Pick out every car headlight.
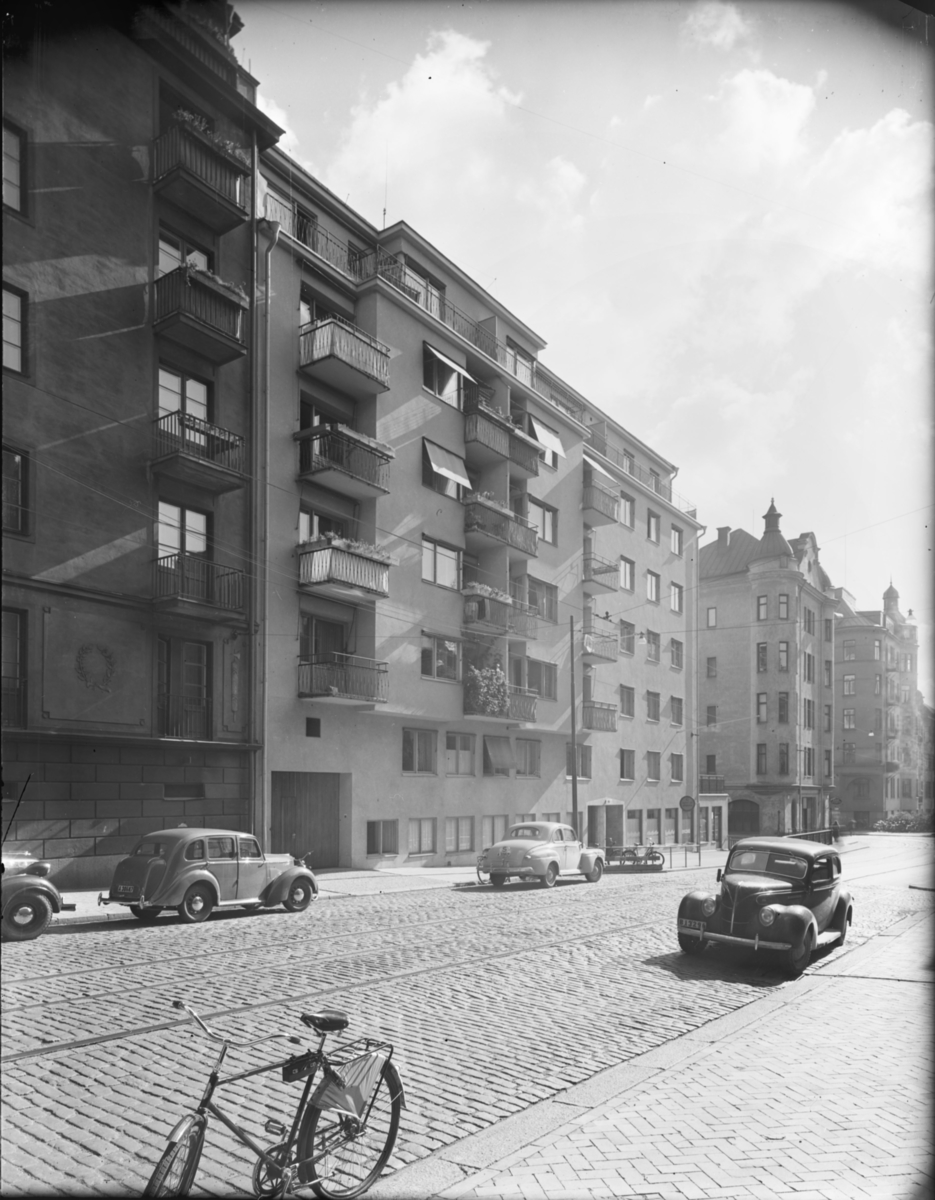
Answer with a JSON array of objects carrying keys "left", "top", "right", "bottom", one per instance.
[
  {"left": 701, "top": 896, "right": 717, "bottom": 917},
  {"left": 759, "top": 906, "right": 776, "bottom": 927}
]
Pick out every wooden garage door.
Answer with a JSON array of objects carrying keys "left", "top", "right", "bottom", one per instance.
[{"left": 271, "top": 772, "right": 340, "bottom": 869}]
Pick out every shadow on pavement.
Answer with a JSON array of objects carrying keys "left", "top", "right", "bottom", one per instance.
[{"left": 644, "top": 945, "right": 789, "bottom": 988}]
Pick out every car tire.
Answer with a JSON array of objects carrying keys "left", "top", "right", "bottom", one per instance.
[
  {"left": 541, "top": 863, "right": 559, "bottom": 888},
  {"left": 130, "top": 906, "right": 163, "bottom": 922},
  {"left": 678, "top": 932, "right": 707, "bottom": 956},
  {"left": 782, "top": 927, "right": 815, "bottom": 977},
  {"left": 585, "top": 859, "right": 603, "bottom": 884},
  {"left": 1, "top": 893, "right": 54, "bottom": 941},
  {"left": 835, "top": 905, "right": 850, "bottom": 945},
  {"left": 178, "top": 884, "right": 214, "bottom": 925},
  {"left": 490, "top": 874, "right": 507, "bottom": 888},
  {"left": 283, "top": 878, "right": 315, "bottom": 913}
]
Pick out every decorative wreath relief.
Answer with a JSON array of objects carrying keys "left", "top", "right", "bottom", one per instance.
[{"left": 74, "top": 644, "right": 116, "bottom": 692}]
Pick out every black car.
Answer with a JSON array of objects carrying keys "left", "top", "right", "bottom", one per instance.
[{"left": 1, "top": 853, "right": 76, "bottom": 941}]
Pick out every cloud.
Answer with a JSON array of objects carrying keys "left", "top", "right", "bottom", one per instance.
[
  {"left": 684, "top": 2, "right": 752, "bottom": 51},
  {"left": 714, "top": 68, "right": 815, "bottom": 171}
]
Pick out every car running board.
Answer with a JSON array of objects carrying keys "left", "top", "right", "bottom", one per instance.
[{"left": 815, "top": 929, "right": 843, "bottom": 948}]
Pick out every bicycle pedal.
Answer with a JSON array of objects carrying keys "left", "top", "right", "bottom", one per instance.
[{"left": 265, "top": 1119, "right": 287, "bottom": 1138}]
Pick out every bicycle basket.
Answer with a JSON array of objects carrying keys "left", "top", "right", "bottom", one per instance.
[{"left": 311, "top": 1040, "right": 392, "bottom": 1119}]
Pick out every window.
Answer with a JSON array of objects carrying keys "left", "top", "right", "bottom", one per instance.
[
  {"left": 298, "top": 508, "right": 345, "bottom": 544},
  {"left": 646, "top": 630, "right": 660, "bottom": 662},
  {"left": 157, "top": 501, "right": 208, "bottom": 559},
  {"left": 843, "top": 674, "right": 856, "bottom": 695},
  {"left": 707, "top": 607, "right": 717, "bottom": 628},
  {"left": 671, "top": 696, "right": 683, "bottom": 726},
  {"left": 566, "top": 743, "right": 592, "bottom": 779},
  {"left": 873, "top": 639, "right": 881, "bottom": 660},
  {"left": 824, "top": 704, "right": 832, "bottom": 732},
  {"left": 158, "top": 365, "right": 210, "bottom": 426},
  {"left": 756, "top": 643, "right": 767, "bottom": 673},
  {"left": 647, "top": 751, "right": 661, "bottom": 781},
  {"left": 1, "top": 609, "right": 26, "bottom": 728},
  {"left": 620, "top": 748, "right": 635, "bottom": 780},
  {"left": 156, "top": 638, "right": 211, "bottom": 738},
  {"left": 305, "top": 718, "right": 321, "bottom": 738},
  {"left": 779, "top": 743, "right": 789, "bottom": 774},
  {"left": 757, "top": 595, "right": 768, "bottom": 621},
  {"left": 824, "top": 660, "right": 832, "bottom": 687},
  {"left": 670, "top": 638, "right": 683, "bottom": 669},
  {"left": 445, "top": 732, "right": 475, "bottom": 775},
  {"left": 706, "top": 755, "right": 717, "bottom": 774},
  {"left": 778, "top": 692, "right": 789, "bottom": 723},
  {"left": 299, "top": 615, "right": 345, "bottom": 662},
  {"left": 804, "top": 698, "right": 814, "bottom": 729},
  {"left": 184, "top": 840, "right": 205, "bottom": 861},
  {"left": 422, "top": 344, "right": 467, "bottom": 408},
  {"left": 421, "top": 635, "right": 461, "bottom": 682},
  {"left": 804, "top": 608, "right": 815, "bottom": 635},
  {"left": 670, "top": 526, "right": 683, "bottom": 556},
  {"left": 530, "top": 417, "right": 562, "bottom": 468},
  {"left": 620, "top": 493, "right": 634, "bottom": 527},
  {"left": 874, "top": 707, "right": 883, "bottom": 734},
  {"left": 778, "top": 642, "right": 789, "bottom": 672},
  {"left": 481, "top": 816, "right": 508, "bottom": 848},
  {"left": 525, "top": 658, "right": 557, "bottom": 700},
  {"left": 3, "top": 123, "right": 24, "bottom": 213},
  {"left": 756, "top": 693, "right": 767, "bottom": 723},
  {"left": 647, "top": 511, "right": 660, "bottom": 542},
  {"left": 515, "top": 738, "right": 541, "bottom": 777},
  {"left": 422, "top": 537, "right": 461, "bottom": 589},
  {"left": 706, "top": 656, "right": 717, "bottom": 678},
  {"left": 527, "top": 498, "right": 556, "bottom": 545},
  {"left": 824, "top": 618, "right": 833, "bottom": 641},
  {"left": 445, "top": 817, "right": 474, "bottom": 853},
  {"left": 299, "top": 291, "right": 335, "bottom": 327},
  {"left": 622, "top": 450, "right": 634, "bottom": 474},
  {"left": 843, "top": 709, "right": 856, "bottom": 730},
  {"left": 778, "top": 594, "right": 789, "bottom": 620},
  {"left": 843, "top": 639, "right": 856, "bottom": 661},
  {"left": 804, "top": 652, "right": 814, "bottom": 683},
  {"left": 484, "top": 735, "right": 515, "bottom": 777},
  {"left": 2, "top": 446, "right": 27, "bottom": 534},
  {"left": 524, "top": 576, "right": 557, "bottom": 622},
  {"left": 408, "top": 818, "right": 436, "bottom": 854},
  {"left": 670, "top": 753, "right": 684, "bottom": 783},
  {"left": 706, "top": 705, "right": 718, "bottom": 728},
  {"left": 3, "top": 285, "right": 25, "bottom": 373},
  {"left": 874, "top": 673, "right": 882, "bottom": 695},
  {"left": 756, "top": 744, "right": 767, "bottom": 774},
  {"left": 402, "top": 728, "right": 437, "bottom": 774},
  {"left": 619, "top": 557, "right": 634, "bottom": 591},
  {"left": 647, "top": 571, "right": 660, "bottom": 603},
  {"left": 647, "top": 691, "right": 661, "bottom": 721},
  {"left": 803, "top": 747, "right": 814, "bottom": 777},
  {"left": 422, "top": 439, "right": 470, "bottom": 499},
  {"left": 208, "top": 836, "right": 235, "bottom": 860},
  {"left": 620, "top": 621, "right": 635, "bottom": 655},
  {"left": 824, "top": 749, "right": 832, "bottom": 779},
  {"left": 157, "top": 229, "right": 210, "bottom": 277},
  {"left": 670, "top": 582, "right": 683, "bottom": 613},
  {"left": 620, "top": 685, "right": 635, "bottom": 717},
  {"left": 367, "top": 820, "right": 398, "bottom": 855}
]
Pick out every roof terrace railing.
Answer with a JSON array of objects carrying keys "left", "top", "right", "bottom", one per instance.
[{"left": 586, "top": 428, "right": 697, "bottom": 515}]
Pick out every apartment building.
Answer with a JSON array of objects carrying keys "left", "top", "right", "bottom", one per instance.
[
  {"left": 831, "top": 584, "right": 927, "bottom": 828},
  {"left": 698, "top": 504, "right": 837, "bottom": 841},
  {"left": 2, "top": 4, "right": 281, "bottom": 886}
]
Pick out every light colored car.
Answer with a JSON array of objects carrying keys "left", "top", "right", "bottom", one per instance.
[
  {"left": 477, "top": 822, "right": 604, "bottom": 888},
  {"left": 2, "top": 852, "right": 76, "bottom": 941},
  {"left": 99, "top": 828, "right": 318, "bottom": 924}
]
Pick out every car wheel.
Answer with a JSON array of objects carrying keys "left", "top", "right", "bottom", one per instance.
[
  {"left": 782, "top": 927, "right": 815, "bottom": 977},
  {"left": 835, "top": 905, "right": 850, "bottom": 945},
  {"left": 541, "top": 863, "right": 559, "bottom": 888},
  {"left": 1, "top": 893, "right": 54, "bottom": 941},
  {"left": 283, "top": 879, "right": 315, "bottom": 913},
  {"left": 678, "top": 933, "right": 707, "bottom": 956},
  {"left": 130, "top": 905, "right": 163, "bottom": 922},
  {"left": 585, "top": 859, "right": 603, "bottom": 884},
  {"left": 490, "top": 874, "right": 507, "bottom": 889},
  {"left": 178, "top": 884, "right": 214, "bottom": 924}
]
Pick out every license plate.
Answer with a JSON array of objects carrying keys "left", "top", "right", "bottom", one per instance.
[
  {"left": 678, "top": 918, "right": 705, "bottom": 930},
  {"left": 115, "top": 885, "right": 136, "bottom": 895}
]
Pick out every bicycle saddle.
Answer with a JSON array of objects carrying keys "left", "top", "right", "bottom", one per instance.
[{"left": 301, "top": 1009, "right": 349, "bottom": 1034}]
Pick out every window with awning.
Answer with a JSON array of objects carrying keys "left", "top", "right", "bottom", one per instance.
[
  {"left": 422, "top": 440, "right": 471, "bottom": 497},
  {"left": 529, "top": 416, "right": 565, "bottom": 459},
  {"left": 583, "top": 452, "right": 615, "bottom": 482},
  {"left": 423, "top": 343, "right": 474, "bottom": 409},
  {"left": 483, "top": 735, "right": 516, "bottom": 776}
]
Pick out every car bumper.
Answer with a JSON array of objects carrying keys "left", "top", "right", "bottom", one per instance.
[
  {"left": 678, "top": 919, "right": 791, "bottom": 952},
  {"left": 488, "top": 867, "right": 537, "bottom": 878}
]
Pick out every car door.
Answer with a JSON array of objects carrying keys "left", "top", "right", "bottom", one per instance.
[
  {"left": 549, "top": 827, "right": 566, "bottom": 873},
  {"left": 563, "top": 826, "right": 582, "bottom": 872},
  {"left": 206, "top": 835, "right": 238, "bottom": 901},
  {"left": 807, "top": 855, "right": 837, "bottom": 929},
  {"left": 237, "top": 836, "right": 267, "bottom": 900}
]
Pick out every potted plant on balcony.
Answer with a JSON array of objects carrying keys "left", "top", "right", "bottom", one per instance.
[
  {"left": 182, "top": 260, "right": 249, "bottom": 304},
  {"left": 173, "top": 108, "right": 251, "bottom": 168},
  {"left": 461, "top": 582, "right": 513, "bottom": 605},
  {"left": 464, "top": 665, "right": 509, "bottom": 717},
  {"left": 309, "top": 531, "right": 391, "bottom": 563}
]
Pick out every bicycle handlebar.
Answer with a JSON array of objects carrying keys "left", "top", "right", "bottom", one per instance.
[{"left": 172, "top": 1000, "right": 297, "bottom": 1050}]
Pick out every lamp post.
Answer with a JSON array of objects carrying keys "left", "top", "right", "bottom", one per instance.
[{"left": 569, "top": 615, "right": 578, "bottom": 837}]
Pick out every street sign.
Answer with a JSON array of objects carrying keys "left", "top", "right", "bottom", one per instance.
[{"left": 679, "top": 795, "right": 695, "bottom": 812}]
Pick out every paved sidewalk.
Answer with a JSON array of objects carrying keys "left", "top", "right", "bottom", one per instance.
[{"left": 372, "top": 905, "right": 933, "bottom": 1200}]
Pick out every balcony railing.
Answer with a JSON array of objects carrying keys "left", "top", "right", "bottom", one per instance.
[
  {"left": 265, "top": 193, "right": 371, "bottom": 281},
  {"left": 582, "top": 700, "right": 617, "bottom": 732},
  {"left": 509, "top": 601, "right": 539, "bottom": 640},
  {"left": 508, "top": 432, "right": 541, "bottom": 477},
  {"left": 154, "top": 554, "right": 245, "bottom": 611},
  {"left": 582, "top": 482, "right": 619, "bottom": 523},
  {"left": 297, "top": 426, "right": 392, "bottom": 493},
  {"left": 463, "top": 497, "right": 539, "bottom": 556},
  {"left": 152, "top": 125, "right": 248, "bottom": 208},
  {"left": 299, "top": 316, "right": 391, "bottom": 392},
  {"left": 463, "top": 411, "right": 510, "bottom": 460},
  {"left": 585, "top": 429, "right": 697, "bottom": 515},
  {"left": 154, "top": 412, "right": 246, "bottom": 474},
  {"left": 157, "top": 693, "right": 213, "bottom": 740},
  {"left": 699, "top": 775, "right": 726, "bottom": 794},
  {"left": 135, "top": 6, "right": 239, "bottom": 88},
  {"left": 154, "top": 267, "right": 246, "bottom": 346},
  {"left": 1, "top": 679, "right": 26, "bottom": 728},
  {"left": 298, "top": 541, "right": 390, "bottom": 597},
  {"left": 582, "top": 554, "right": 619, "bottom": 591},
  {"left": 508, "top": 685, "right": 537, "bottom": 723},
  {"left": 298, "top": 654, "right": 388, "bottom": 703},
  {"left": 582, "top": 628, "right": 619, "bottom": 661},
  {"left": 463, "top": 594, "right": 513, "bottom": 633}
]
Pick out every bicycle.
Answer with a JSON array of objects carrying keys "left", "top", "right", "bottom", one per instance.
[
  {"left": 620, "top": 843, "right": 665, "bottom": 867},
  {"left": 143, "top": 1000, "right": 404, "bottom": 1199}
]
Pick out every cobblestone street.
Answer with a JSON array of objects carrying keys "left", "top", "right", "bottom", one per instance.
[{"left": 1, "top": 839, "right": 932, "bottom": 1197}]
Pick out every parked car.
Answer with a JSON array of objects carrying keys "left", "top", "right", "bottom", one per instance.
[
  {"left": 2, "top": 852, "right": 76, "bottom": 941},
  {"left": 677, "top": 836, "right": 853, "bottom": 976},
  {"left": 477, "top": 821, "right": 604, "bottom": 888},
  {"left": 99, "top": 828, "right": 318, "bottom": 924}
]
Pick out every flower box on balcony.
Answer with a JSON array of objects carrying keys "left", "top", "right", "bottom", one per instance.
[{"left": 298, "top": 536, "right": 390, "bottom": 599}]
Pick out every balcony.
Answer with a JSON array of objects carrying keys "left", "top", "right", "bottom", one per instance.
[
  {"left": 509, "top": 601, "right": 539, "bottom": 641},
  {"left": 153, "top": 555, "right": 245, "bottom": 619},
  {"left": 153, "top": 267, "right": 247, "bottom": 364},
  {"left": 463, "top": 409, "right": 511, "bottom": 466},
  {"left": 298, "top": 654, "right": 388, "bottom": 704},
  {"left": 296, "top": 426, "right": 392, "bottom": 499},
  {"left": 582, "top": 554, "right": 619, "bottom": 595},
  {"left": 152, "top": 124, "right": 250, "bottom": 233},
  {"left": 463, "top": 496, "right": 538, "bottom": 558},
  {"left": 298, "top": 538, "right": 390, "bottom": 601},
  {"left": 586, "top": 428, "right": 697, "bottom": 516},
  {"left": 582, "top": 482, "right": 619, "bottom": 527},
  {"left": 582, "top": 700, "right": 617, "bottom": 732},
  {"left": 508, "top": 430, "right": 541, "bottom": 479},
  {"left": 699, "top": 775, "right": 726, "bottom": 794},
  {"left": 157, "top": 694, "right": 213, "bottom": 741},
  {"left": 298, "top": 317, "right": 391, "bottom": 397},
  {"left": 508, "top": 685, "right": 537, "bottom": 724},
  {"left": 462, "top": 592, "right": 513, "bottom": 634},
  {"left": 582, "top": 626, "right": 618, "bottom": 662},
  {"left": 151, "top": 412, "right": 246, "bottom": 493}
]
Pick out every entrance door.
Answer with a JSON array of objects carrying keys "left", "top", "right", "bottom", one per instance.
[
  {"left": 272, "top": 772, "right": 341, "bottom": 869},
  {"left": 711, "top": 806, "right": 723, "bottom": 848},
  {"left": 626, "top": 808, "right": 642, "bottom": 845},
  {"left": 605, "top": 804, "right": 623, "bottom": 851},
  {"left": 729, "top": 799, "right": 760, "bottom": 837}
]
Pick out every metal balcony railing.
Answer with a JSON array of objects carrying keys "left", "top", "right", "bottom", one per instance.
[
  {"left": 508, "top": 432, "right": 540, "bottom": 477},
  {"left": 152, "top": 125, "right": 248, "bottom": 207},
  {"left": 154, "top": 554, "right": 245, "bottom": 610},
  {"left": 298, "top": 541, "right": 390, "bottom": 597},
  {"left": 154, "top": 268, "right": 246, "bottom": 344},
  {"left": 298, "top": 654, "right": 389, "bottom": 703},
  {"left": 582, "top": 628, "right": 619, "bottom": 660},
  {"left": 265, "top": 193, "right": 371, "bottom": 281},
  {"left": 297, "top": 426, "right": 392, "bottom": 491},
  {"left": 463, "top": 498, "right": 539, "bottom": 556},
  {"left": 582, "top": 482, "right": 619, "bottom": 522},
  {"left": 583, "top": 554, "right": 619, "bottom": 588},
  {"left": 463, "top": 594, "right": 513, "bottom": 633},
  {"left": 157, "top": 693, "right": 213, "bottom": 740},
  {"left": 154, "top": 412, "right": 245, "bottom": 474},
  {"left": 463, "top": 411, "right": 510, "bottom": 460},
  {"left": 136, "top": 7, "right": 239, "bottom": 87},
  {"left": 299, "top": 316, "right": 391, "bottom": 390},
  {"left": 585, "top": 428, "right": 697, "bottom": 515},
  {"left": 582, "top": 700, "right": 617, "bottom": 732},
  {"left": 699, "top": 775, "right": 726, "bottom": 794},
  {"left": 509, "top": 600, "right": 539, "bottom": 640},
  {"left": 508, "top": 686, "right": 538, "bottom": 723}
]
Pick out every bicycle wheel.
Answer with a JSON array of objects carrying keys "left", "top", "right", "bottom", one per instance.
[
  {"left": 143, "top": 1116, "right": 205, "bottom": 1197},
  {"left": 298, "top": 1060, "right": 402, "bottom": 1199}
]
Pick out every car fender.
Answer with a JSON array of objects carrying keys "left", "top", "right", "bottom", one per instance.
[
  {"left": 579, "top": 848, "right": 603, "bottom": 871},
  {"left": 151, "top": 868, "right": 221, "bottom": 908},
  {"left": 2, "top": 878, "right": 65, "bottom": 915},
  {"left": 678, "top": 890, "right": 715, "bottom": 921},
  {"left": 768, "top": 903, "right": 817, "bottom": 944},
  {"left": 262, "top": 867, "right": 318, "bottom": 906}
]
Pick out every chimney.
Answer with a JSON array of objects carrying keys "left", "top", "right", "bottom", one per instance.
[{"left": 717, "top": 526, "right": 731, "bottom": 549}]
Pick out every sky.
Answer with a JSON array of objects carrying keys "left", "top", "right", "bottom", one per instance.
[{"left": 233, "top": 0, "right": 933, "bottom": 700}]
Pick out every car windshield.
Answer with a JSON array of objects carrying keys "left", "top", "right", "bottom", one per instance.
[
  {"left": 727, "top": 849, "right": 807, "bottom": 880},
  {"left": 508, "top": 826, "right": 544, "bottom": 841},
  {"left": 133, "top": 841, "right": 166, "bottom": 857}
]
